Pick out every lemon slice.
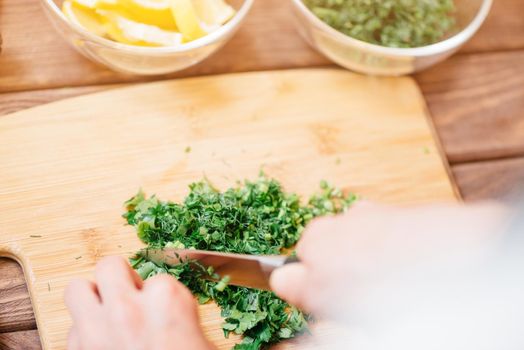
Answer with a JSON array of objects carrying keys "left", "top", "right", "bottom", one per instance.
[
  {"left": 63, "top": 0, "right": 234, "bottom": 46},
  {"left": 101, "top": 11, "right": 183, "bottom": 46},
  {"left": 192, "top": 0, "right": 235, "bottom": 26},
  {"left": 95, "top": 0, "right": 120, "bottom": 10},
  {"left": 96, "top": 0, "right": 176, "bottom": 31},
  {"left": 116, "top": 0, "right": 178, "bottom": 30},
  {"left": 96, "top": 0, "right": 176, "bottom": 30},
  {"left": 62, "top": 0, "right": 107, "bottom": 37},
  {"left": 171, "top": 0, "right": 208, "bottom": 42},
  {"left": 73, "top": 0, "right": 98, "bottom": 8}
]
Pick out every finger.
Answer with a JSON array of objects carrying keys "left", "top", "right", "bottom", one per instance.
[
  {"left": 67, "top": 326, "right": 81, "bottom": 350},
  {"left": 296, "top": 216, "right": 336, "bottom": 261},
  {"left": 65, "top": 280, "right": 103, "bottom": 349},
  {"left": 95, "top": 256, "right": 142, "bottom": 303},
  {"left": 270, "top": 263, "right": 309, "bottom": 310},
  {"left": 65, "top": 279, "right": 101, "bottom": 321},
  {"left": 142, "top": 274, "right": 198, "bottom": 326}
]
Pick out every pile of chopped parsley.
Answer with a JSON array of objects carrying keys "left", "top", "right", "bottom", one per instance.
[
  {"left": 304, "top": 0, "right": 456, "bottom": 48},
  {"left": 124, "top": 174, "right": 357, "bottom": 349}
]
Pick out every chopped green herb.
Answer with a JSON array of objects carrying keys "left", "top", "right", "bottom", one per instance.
[
  {"left": 165, "top": 240, "right": 186, "bottom": 249},
  {"left": 75, "top": 256, "right": 82, "bottom": 260},
  {"left": 185, "top": 146, "right": 192, "bottom": 153},
  {"left": 136, "top": 261, "right": 158, "bottom": 280},
  {"left": 423, "top": 146, "right": 431, "bottom": 154},
  {"left": 215, "top": 275, "right": 231, "bottom": 292},
  {"left": 29, "top": 235, "right": 42, "bottom": 238},
  {"left": 124, "top": 174, "right": 357, "bottom": 349},
  {"left": 303, "top": 0, "right": 456, "bottom": 48}
]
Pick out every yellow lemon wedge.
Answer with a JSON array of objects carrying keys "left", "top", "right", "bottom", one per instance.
[
  {"left": 116, "top": 0, "right": 178, "bottom": 30},
  {"left": 95, "top": 0, "right": 176, "bottom": 30},
  {"left": 63, "top": 0, "right": 236, "bottom": 46},
  {"left": 73, "top": 0, "right": 98, "bottom": 9},
  {"left": 171, "top": 0, "right": 208, "bottom": 42},
  {"left": 62, "top": 0, "right": 107, "bottom": 37},
  {"left": 95, "top": 0, "right": 120, "bottom": 11},
  {"left": 192, "top": 0, "right": 235, "bottom": 26},
  {"left": 101, "top": 11, "right": 183, "bottom": 46}
]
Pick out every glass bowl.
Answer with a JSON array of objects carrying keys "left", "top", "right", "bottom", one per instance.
[
  {"left": 42, "top": 0, "right": 254, "bottom": 75},
  {"left": 289, "top": 0, "right": 492, "bottom": 76}
]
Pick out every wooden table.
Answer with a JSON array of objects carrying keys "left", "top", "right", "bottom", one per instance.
[{"left": 1, "top": 0, "right": 524, "bottom": 348}]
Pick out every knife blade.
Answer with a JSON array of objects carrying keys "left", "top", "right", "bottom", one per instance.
[{"left": 138, "top": 248, "right": 299, "bottom": 290}]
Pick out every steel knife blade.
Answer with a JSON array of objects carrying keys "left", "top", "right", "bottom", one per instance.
[{"left": 138, "top": 248, "right": 299, "bottom": 290}]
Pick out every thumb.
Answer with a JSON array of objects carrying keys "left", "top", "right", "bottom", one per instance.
[{"left": 270, "top": 263, "right": 309, "bottom": 309}]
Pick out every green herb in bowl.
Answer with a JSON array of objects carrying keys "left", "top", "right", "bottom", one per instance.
[{"left": 303, "top": 0, "right": 456, "bottom": 48}]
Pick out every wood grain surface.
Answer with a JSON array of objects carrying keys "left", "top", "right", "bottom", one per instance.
[
  {"left": 3, "top": 50, "right": 524, "bottom": 164},
  {"left": 453, "top": 157, "right": 524, "bottom": 201},
  {"left": 0, "top": 0, "right": 327, "bottom": 92},
  {"left": 0, "top": 69, "right": 458, "bottom": 349},
  {"left": 0, "top": 85, "right": 120, "bottom": 116},
  {"left": 1, "top": 0, "right": 523, "bottom": 349},
  {"left": 0, "top": 259, "right": 36, "bottom": 333},
  {"left": 2, "top": 154, "right": 524, "bottom": 350},
  {"left": 2, "top": 0, "right": 524, "bottom": 164},
  {"left": 0, "top": 330, "right": 41, "bottom": 350},
  {"left": 417, "top": 50, "right": 524, "bottom": 163},
  {"left": 1, "top": 0, "right": 524, "bottom": 92}
]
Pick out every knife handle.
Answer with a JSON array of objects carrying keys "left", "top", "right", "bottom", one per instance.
[{"left": 283, "top": 255, "right": 300, "bottom": 265}]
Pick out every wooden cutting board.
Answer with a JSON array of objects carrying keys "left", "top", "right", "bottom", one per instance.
[{"left": 0, "top": 68, "right": 458, "bottom": 350}]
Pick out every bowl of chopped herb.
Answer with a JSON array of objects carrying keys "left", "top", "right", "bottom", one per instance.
[{"left": 290, "top": 0, "right": 492, "bottom": 75}]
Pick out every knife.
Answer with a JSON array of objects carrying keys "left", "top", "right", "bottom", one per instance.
[{"left": 138, "top": 248, "right": 299, "bottom": 290}]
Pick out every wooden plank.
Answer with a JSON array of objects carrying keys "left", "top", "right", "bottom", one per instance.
[
  {"left": 0, "top": 330, "right": 41, "bottom": 350},
  {"left": 1, "top": 0, "right": 523, "bottom": 93},
  {"left": 4, "top": 49, "right": 524, "bottom": 164},
  {"left": 0, "top": 85, "right": 120, "bottom": 116},
  {"left": 453, "top": 157, "right": 524, "bottom": 201},
  {"left": 417, "top": 49, "right": 524, "bottom": 163},
  {"left": 461, "top": 0, "right": 524, "bottom": 53},
  {"left": 0, "top": 259, "right": 36, "bottom": 333}
]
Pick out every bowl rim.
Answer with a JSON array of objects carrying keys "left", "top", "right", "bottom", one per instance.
[
  {"left": 42, "top": 0, "right": 254, "bottom": 55},
  {"left": 290, "top": 0, "right": 493, "bottom": 57}
]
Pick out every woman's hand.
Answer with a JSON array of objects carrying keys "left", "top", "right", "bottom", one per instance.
[
  {"left": 65, "top": 256, "right": 215, "bottom": 350},
  {"left": 270, "top": 202, "right": 507, "bottom": 319}
]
